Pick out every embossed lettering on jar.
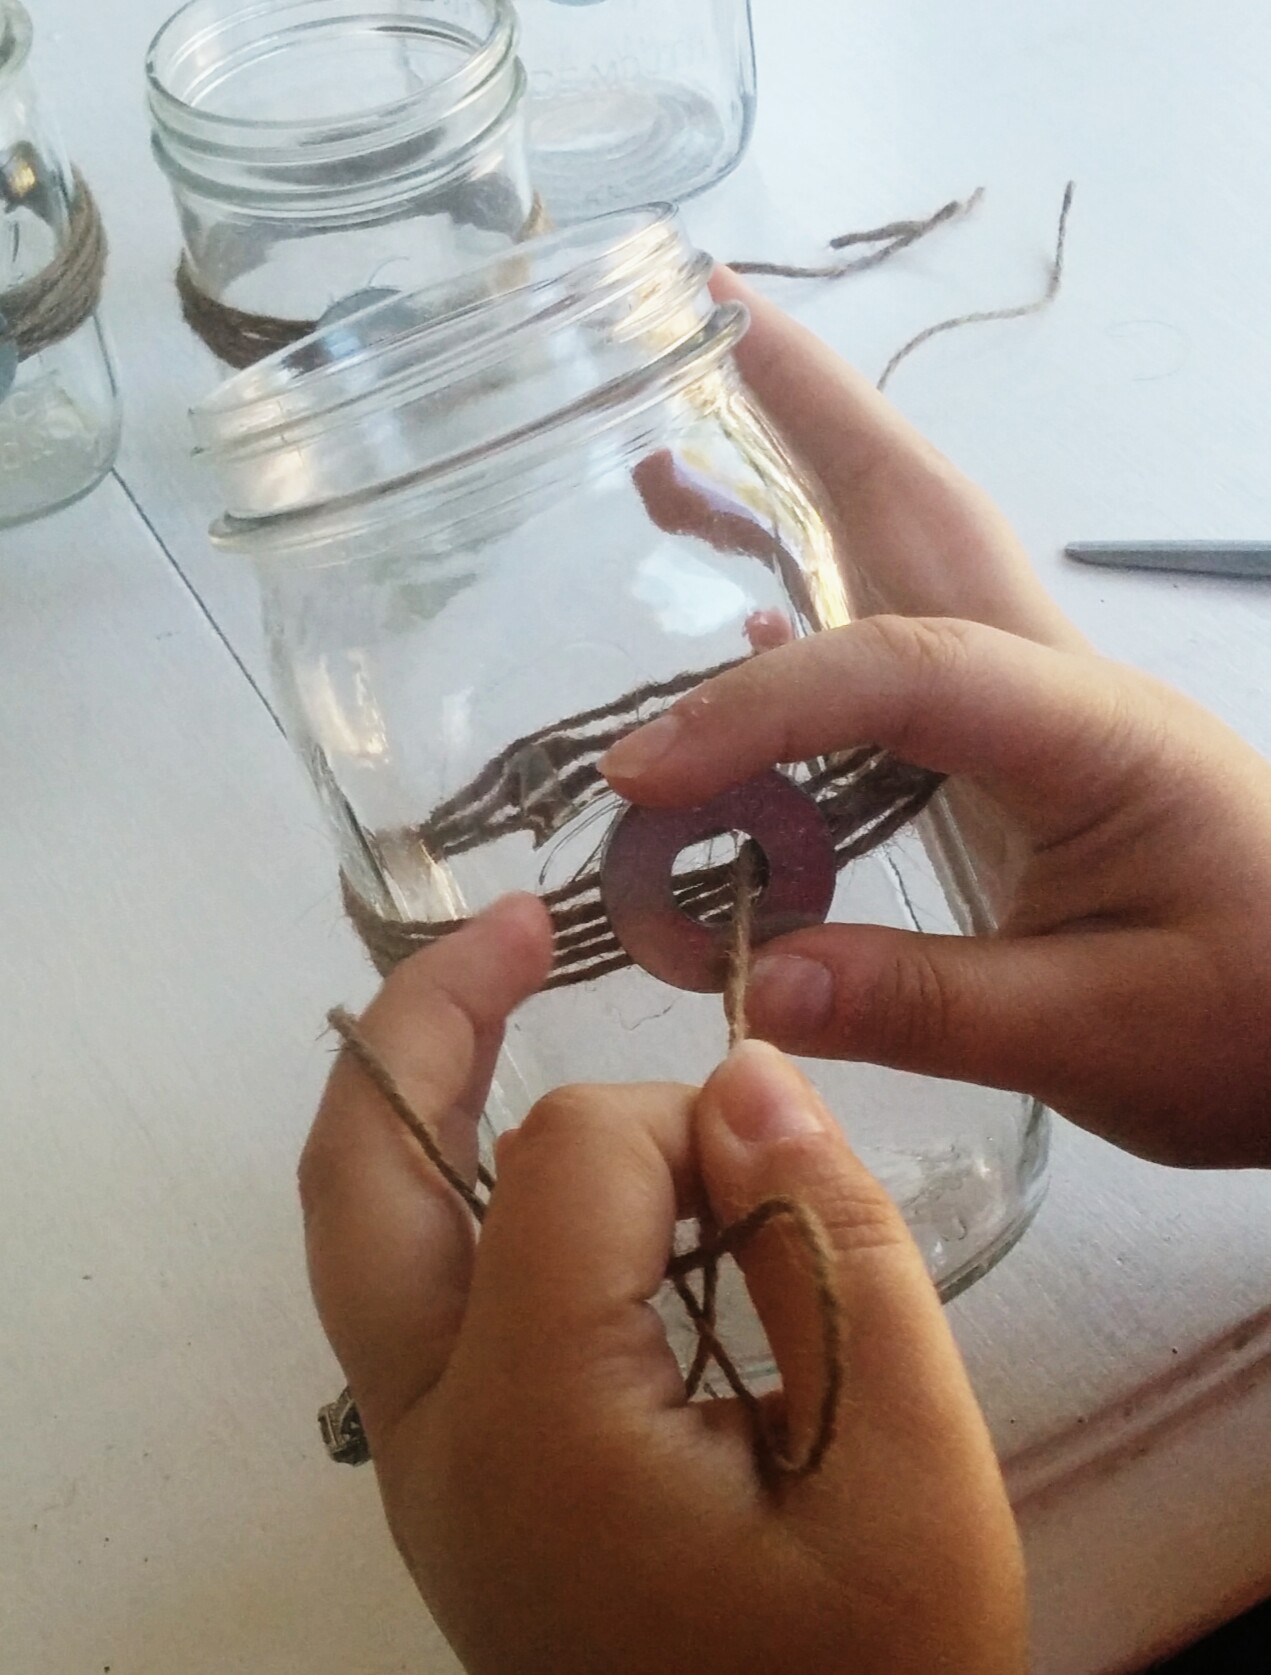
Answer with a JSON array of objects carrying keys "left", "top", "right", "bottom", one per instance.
[
  {"left": 193, "top": 210, "right": 1049, "bottom": 1371},
  {"left": 515, "top": 0, "right": 756, "bottom": 218}
]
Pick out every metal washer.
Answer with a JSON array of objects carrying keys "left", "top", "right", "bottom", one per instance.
[{"left": 600, "top": 770, "right": 837, "bottom": 994}]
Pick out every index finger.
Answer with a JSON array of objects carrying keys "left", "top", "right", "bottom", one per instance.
[{"left": 601, "top": 616, "right": 1146, "bottom": 838}]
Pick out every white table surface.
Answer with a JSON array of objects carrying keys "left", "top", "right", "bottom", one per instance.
[{"left": 5, "top": 3, "right": 1271, "bottom": 1671}]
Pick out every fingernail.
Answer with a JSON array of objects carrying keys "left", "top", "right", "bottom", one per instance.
[
  {"left": 600, "top": 712, "right": 682, "bottom": 782},
  {"left": 715, "top": 1040, "right": 824, "bottom": 1144},
  {"left": 748, "top": 953, "right": 834, "bottom": 1035}
]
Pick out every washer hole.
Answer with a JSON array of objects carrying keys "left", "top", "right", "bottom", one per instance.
[{"left": 671, "top": 830, "right": 770, "bottom": 925}]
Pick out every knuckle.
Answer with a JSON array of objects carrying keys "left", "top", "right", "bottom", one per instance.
[
  {"left": 816, "top": 1180, "right": 914, "bottom": 1258},
  {"left": 853, "top": 615, "right": 977, "bottom": 756},
  {"left": 854, "top": 946, "right": 958, "bottom": 1064},
  {"left": 882, "top": 613, "right": 975, "bottom": 681},
  {"left": 517, "top": 1083, "right": 609, "bottom": 1148},
  {"left": 773, "top": 1136, "right": 913, "bottom": 1255}
]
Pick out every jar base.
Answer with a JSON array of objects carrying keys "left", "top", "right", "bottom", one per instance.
[
  {"left": 529, "top": 80, "right": 751, "bottom": 217},
  {"left": 0, "top": 380, "right": 120, "bottom": 530}
]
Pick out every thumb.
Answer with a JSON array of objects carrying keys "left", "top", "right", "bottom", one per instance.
[
  {"left": 743, "top": 919, "right": 1172, "bottom": 1117},
  {"left": 695, "top": 1042, "right": 995, "bottom": 1469}
]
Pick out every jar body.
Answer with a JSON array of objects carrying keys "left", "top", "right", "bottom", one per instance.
[
  {"left": 516, "top": 0, "right": 756, "bottom": 218},
  {"left": 147, "top": 0, "right": 535, "bottom": 327},
  {"left": 0, "top": 3, "right": 120, "bottom": 528},
  {"left": 199, "top": 212, "right": 1047, "bottom": 1355}
]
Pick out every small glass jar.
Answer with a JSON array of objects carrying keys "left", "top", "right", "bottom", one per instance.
[
  {"left": 194, "top": 209, "right": 1048, "bottom": 1353},
  {"left": 515, "top": 0, "right": 756, "bottom": 218},
  {"left": 0, "top": 1, "right": 120, "bottom": 528},
  {"left": 146, "top": 0, "right": 535, "bottom": 343}
]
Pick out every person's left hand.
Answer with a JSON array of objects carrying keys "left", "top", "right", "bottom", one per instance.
[{"left": 301, "top": 897, "right": 1026, "bottom": 1675}]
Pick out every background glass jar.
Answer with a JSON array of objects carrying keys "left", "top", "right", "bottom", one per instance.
[
  {"left": 146, "top": 0, "right": 535, "bottom": 348},
  {"left": 194, "top": 210, "right": 1048, "bottom": 1359},
  {"left": 515, "top": 0, "right": 756, "bottom": 219},
  {"left": 0, "top": 0, "right": 120, "bottom": 528}
]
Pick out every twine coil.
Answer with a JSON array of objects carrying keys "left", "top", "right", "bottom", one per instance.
[
  {"left": 0, "top": 171, "right": 107, "bottom": 360},
  {"left": 178, "top": 192, "right": 552, "bottom": 369}
]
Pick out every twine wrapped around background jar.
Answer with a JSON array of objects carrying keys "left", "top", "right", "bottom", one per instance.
[
  {"left": 147, "top": 0, "right": 539, "bottom": 370},
  {"left": 0, "top": 167, "right": 106, "bottom": 362},
  {"left": 0, "top": 0, "right": 120, "bottom": 527}
]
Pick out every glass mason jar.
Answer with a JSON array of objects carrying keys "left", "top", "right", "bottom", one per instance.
[
  {"left": 146, "top": 0, "right": 536, "bottom": 351},
  {"left": 0, "top": 1, "right": 120, "bottom": 527},
  {"left": 515, "top": 0, "right": 756, "bottom": 219},
  {"left": 194, "top": 209, "right": 1048, "bottom": 1359}
]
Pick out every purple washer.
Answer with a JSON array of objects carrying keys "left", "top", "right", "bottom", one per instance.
[{"left": 600, "top": 770, "right": 838, "bottom": 994}]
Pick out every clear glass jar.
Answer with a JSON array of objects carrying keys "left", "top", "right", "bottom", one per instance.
[
  {"left": 515, "top": 0, "right": 756, "bottom": 219},
  {"left": 194, "top": 209, "right": 1048, "bottom": 1355},
  {"left": 0, "top": 1, "right": 120, "bottom": 528},
  {"left": 146, "top": 0, "right": 535, "bottom": 336}
]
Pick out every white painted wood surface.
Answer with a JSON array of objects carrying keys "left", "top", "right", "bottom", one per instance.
[{"left": 3, "top": 2, "right": 1271, "bottom": 1671}]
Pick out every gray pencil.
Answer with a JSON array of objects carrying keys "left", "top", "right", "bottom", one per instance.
[{"left": 1066, "top": 541, "right": 1271, "bottom": 579}]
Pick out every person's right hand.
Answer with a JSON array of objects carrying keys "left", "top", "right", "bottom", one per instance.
[
  {"left": 602, "top": 615, "right": 1271, "bottom": 1170},
  {"left": 710, "top": 267, "right": 1088, "bottom": 657}
]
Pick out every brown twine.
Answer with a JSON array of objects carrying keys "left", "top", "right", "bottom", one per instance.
[
  {"left": 679, "top": 848, "right": 759, "bottom": 1402},
  {"left": 877, "top": 181, "right": 1075, "bottom": 392},
  {"left": 178, "top": 193, "right": 552, "bottom": 370},
  {"left": 730, "top": 186, "right": 985, "bottom": 281},
  {"left": 0, "top": 171, "right": 107, "bottom": 360},
  {"left": 323, "top": 842, "right": 844, "bottom": 1484}
]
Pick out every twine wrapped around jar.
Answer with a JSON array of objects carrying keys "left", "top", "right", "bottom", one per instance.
[
  {"left": 339, "top": 658, "right": 944, "bottom": 986},
  {"left": 0, "top": 169, "right": 107, "bottom": 360}
]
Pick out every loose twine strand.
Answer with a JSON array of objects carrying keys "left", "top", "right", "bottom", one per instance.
[
  {"left": 176, "top": 182, "right": 1073, "bottom": 385},
  {"left": 324, "top": 848, "right": 845, "bottom": 1484},
  {"left": 730, "top": 186, "right": 985, "bottom": 281},
  {"left": 1, "top": 171, "right": 107, "bottom": 360},
  {"left": 878, "top": 182, "right": 1075, "bottom": 392}
]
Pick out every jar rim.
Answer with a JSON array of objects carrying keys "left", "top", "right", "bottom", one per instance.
[
  {"left": 194, "top": 203, "right": 750, "bottom": 542},
  {"left": 209, "top": 309, "right": 747, "bottom": 564},
  {"left": 194, "top": 204, "right": 697, "bottom": 453},
  {"left": 146, "top": 0, "right": 517, "bottom": 153},
  {"left": 0, "top": 1, "right": 32, "bottom": 89}
]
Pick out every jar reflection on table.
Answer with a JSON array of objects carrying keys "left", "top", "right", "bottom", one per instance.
[
  {"left": 195, "top": 210, "right": 1048, "bottom": 1361},
  {"left": 146, "top": 0, "right": 535, "bottom": 340},
  {"left": 516, "top": 0, "right": 756, "bottom": 218},
  {"left": 0, "top": 1, "right": 120, "bottom": 528}
]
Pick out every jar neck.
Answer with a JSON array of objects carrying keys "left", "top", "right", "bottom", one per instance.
[
  {"left": 195, "top": 207, "right": 748, "bottom": 542},
  {"left": 146, "top": 0, "right": 521, "bottom": 217}
]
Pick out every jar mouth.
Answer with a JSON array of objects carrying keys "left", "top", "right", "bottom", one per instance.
[
  {"left": 147, "top": 0, "right": 519, "bottom": 200},
  {"left": 194, "top": 204, "right": 745, "bottom": 529},
  {"left": 0, "top": 1, "right": 32, "bottom": 89}
]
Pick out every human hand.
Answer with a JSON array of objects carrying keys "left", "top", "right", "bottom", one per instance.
[
  {"left": 301, "top": 898, "right": 1026, "bottom": 1675},
  {"left": 602, "top": 617, "right": 1271, "bottom": 1168}
]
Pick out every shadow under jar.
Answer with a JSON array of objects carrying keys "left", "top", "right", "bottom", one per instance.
[
  {"left": 146, "top": 0, "right": 535, "bottom": 361},
  {"left": 193, "top": 208, "right": 1048, "bottom": 1372},
  {"left": 0, "top": 0, "right": 120, "bottom": 527}
]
